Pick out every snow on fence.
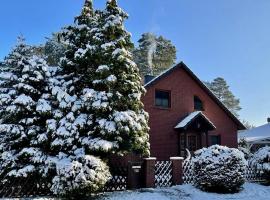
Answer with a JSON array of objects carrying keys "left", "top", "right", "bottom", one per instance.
[
  {"left": 0, "top": 164, "right": 129, "bottom": 198},
  {"left": 182, "top": 158, "right": 267, "bottom": 185},
  {"left": 244, "top": 160, "right": 265, "bottom": 183},
  {"left": 183, "top": 159, "right": 194, "bottom": 184},
  {"left": 0, "top": 157, "right": 266, "bottom": 198},
  {"left": 0, "top": 174, "right": 52, "bottom": 198},
  {"left": 103, "top": 163, "right": 128, "bottom": 192},
  {"left": 154, "top": 160, "right": 173, "bottom": 187}
]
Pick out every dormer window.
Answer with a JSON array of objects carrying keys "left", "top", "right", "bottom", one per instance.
[
  {"left": 155, "top": 90, "right": 171, "bottom": 108},
  {"left": 194, "top": 96, "right": 204, "bottom": 111}
]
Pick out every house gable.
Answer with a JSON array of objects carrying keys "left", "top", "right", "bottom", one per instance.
[{"left": 144, "top": 62, "right": 245, "bottom": 130}]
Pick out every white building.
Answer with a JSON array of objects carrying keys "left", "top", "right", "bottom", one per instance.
[{"left": 238, "top": 122, "right": 270, "bottom": 151}]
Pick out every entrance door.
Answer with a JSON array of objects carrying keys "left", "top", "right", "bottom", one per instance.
[
  {"left": 179, "top": 133, "right": 201, "bottom": 156},
  {"left": 187, "top": 135, "right": 197, "bottom": 153}
]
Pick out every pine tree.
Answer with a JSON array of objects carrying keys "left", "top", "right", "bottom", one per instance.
[
  {"left": 86, "top": 0, "right": 150, "bottom": 156},
  {"left": 133, "top": 33, "right": 156, "bottom": 76},
  {"left": 48, "top": 0, "right": 100, "bottom": 156},
  {"left": 241, "top": 120, "right": 255, "bottom": 130},
  {"left": 205, "top": 77, "right": 241, "bottom": 117},
  {"left": 133, "top": 32, "right": 177, "bottom": 77},
  {"left": 0, "top": 39, "right": 52, "bottom": 185},
  {"left": 58, "top": 0, "right": 103, "bottom": 93},
  {"left": 43, "top": 33, "right": 66, "bottom": 66},
  {"left": 46, "top": 0, "right": 111, "bottom": 195},
  {"left": 28, "top": 32, "right": 67, "bottom": 66},
  {"left": 0, "top": 36, "right": 33, "bottom": 124},
  {"left": 154, "top": 35, "right": 177, "bottom": 73},
  {"left": 0, "top": 0, "right": 151, "bottom": 195},
  {"left": 50, "top": 0, "right": 150, "bottom": 158}
]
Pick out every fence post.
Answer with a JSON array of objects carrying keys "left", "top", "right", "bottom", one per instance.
[
  {"left": 170, "top": 157, "right": 184, "bottom": 185},
  {"left": 143, "top": 157, "right": 156, "bottom": 188}
]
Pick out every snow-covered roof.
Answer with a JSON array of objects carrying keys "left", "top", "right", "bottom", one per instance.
[
  {"left": 238, "top": 123, "right": 270, "bottom": 143},
  {"left": 174, "top": 111, "right": 216, "bottom": 130}
]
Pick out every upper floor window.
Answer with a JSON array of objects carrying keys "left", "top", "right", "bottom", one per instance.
[
  {"left": 155, "top": 90, "right": 171, "bottom": 108},
  {"left": 194, "top": 96, "right": 204, "bottom": 111}
]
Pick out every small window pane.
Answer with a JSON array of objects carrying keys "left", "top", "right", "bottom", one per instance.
[
  {"left": 155, "top": 90, "right": 170, "bottom": 108},
  {"left": 161, "top": 99, "right": 168, "bottom": 107},
  {"left": 155, "top": 98, "right": 162, "bottom": 106},
  {"left": 194, "top": 96, "right": 204, "bottom": 111},
  {"left": 211, "top": 135, "right": 221, "bottom": 145}
]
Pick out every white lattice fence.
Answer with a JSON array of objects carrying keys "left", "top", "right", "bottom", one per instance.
[
  {"left": 155, "top": 161, "right": 172, "bottom": 187},
  {"left": 245, "top": 161, "right": 265, "bottom": 183},
  {"left": 183, "top": 159, "right": 194, "bottom": 184}
]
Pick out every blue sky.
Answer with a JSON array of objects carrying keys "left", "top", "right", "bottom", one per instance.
[{"left": 0, "top": 0, "right": 269, "bottom": 126}]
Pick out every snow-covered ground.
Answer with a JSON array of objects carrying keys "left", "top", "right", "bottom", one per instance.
[{"left": 99, "top": 183, "right": 270, "bottom": 200}]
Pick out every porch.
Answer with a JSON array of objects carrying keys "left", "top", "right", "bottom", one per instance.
[{"left": 174, "top": 111, "right": 216, "bottom": 157}]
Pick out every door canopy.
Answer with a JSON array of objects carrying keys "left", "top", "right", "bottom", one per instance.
[{"left": 175, "top": 111, "right": 216, "bottom": 131}]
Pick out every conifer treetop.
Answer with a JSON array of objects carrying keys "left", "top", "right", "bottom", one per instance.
[
  {"left": 105, "top": 0, "right": 128, "bottom": 18},
  {"left": 16, "top": 34, "right": 26, "bottom": 45},
  {"left": 107, "top": 0, "right": 117, "bottom": 7},
  {"left": 75, "top": 0, "right": 94, "bottom": 25}
]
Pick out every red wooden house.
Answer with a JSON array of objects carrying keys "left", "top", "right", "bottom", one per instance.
[{"left": 142, "top": 62, "right": 245, "bottom": 160}]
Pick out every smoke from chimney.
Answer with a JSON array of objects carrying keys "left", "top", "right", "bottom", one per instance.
[{"left": 147, "top": 37, "right": 157, "bottom": 75}]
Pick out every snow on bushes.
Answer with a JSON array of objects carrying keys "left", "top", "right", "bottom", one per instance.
[
  {"left": 250, "top": 146, "right": 270, "bottom": 183},
  {"left": 192, "top": 145, "right": 247, "bottom": 193},
  {"left": 238, "top": 147, "right": 253, "bottom": 160},
  {"left": 50, "top": 154, "right": 111, "bottom": 197}
]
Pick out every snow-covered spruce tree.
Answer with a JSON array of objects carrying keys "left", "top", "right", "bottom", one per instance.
[
  {"left": 45, "top": 0, "right": 111, "bottom": 196},
  {"left": 43, "top": 33, "right": 67, "bottom": 66},
  {"left": 250, "top": 146, "right": 270, "bottom": 183},
  {"left": 0, "top": 42, "right": 52, "bottom": 187},
  {"left": 59, "top": 0, "right": 101, "bottom": 94},
  {"left": 83, "top": 0, "right": 150, "bottom": 156},
  {"left": 192, "top": 145, "right": 246, "bottom": 193},
  {"left": 0, "top": 37, "right": 32, "bottom": 114}
]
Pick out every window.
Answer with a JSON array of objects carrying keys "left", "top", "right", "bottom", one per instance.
[
  {"left": 211, "top": 135, "right": 221, "bottom": 145},
  {"left": 180, "top": 135, "right": 185, "bottom": 149},
  {"left": 155, "top": 90, "right": 170, "bottom": 108},
  {"left": 194, "top": 96, "right": 204, "bottom": 111}
]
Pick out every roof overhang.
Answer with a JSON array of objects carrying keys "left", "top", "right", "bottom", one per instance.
[{"left": 175, "top": 111, "right": 216, "bottom": 131}]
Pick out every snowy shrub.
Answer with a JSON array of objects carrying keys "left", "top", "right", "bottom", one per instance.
[
  {"left": 51, "top": 155, "right": 111, "bottom": 197},
  {"left": 250, "top": 146, "right": 270, "bottom": 183},
  {"left": 192, "top": 145, "right": 247, "bottom": 193},
  {"left": 238, "top": 147, "right": 253, "bottom": 160}
]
